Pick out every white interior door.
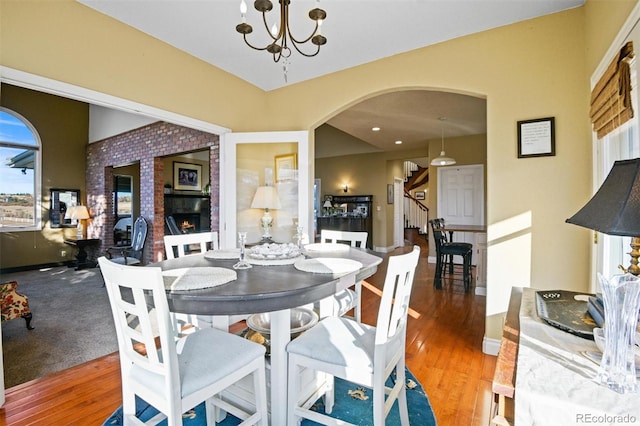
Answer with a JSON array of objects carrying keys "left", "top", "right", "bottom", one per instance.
[
  {"left": 437, "top": 164, "right": 485, "bottom": 262},
  {"left": 220, "top": 131, "right": 310, "bottom": 249}
]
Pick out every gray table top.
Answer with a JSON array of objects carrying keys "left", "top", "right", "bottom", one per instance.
[{"left": 151, "top": 247, "right": 383, "bottom": 315}]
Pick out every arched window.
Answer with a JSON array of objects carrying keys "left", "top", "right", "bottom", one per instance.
[{"left": 0, "top": 108, "right": 42, "bottom": 231}]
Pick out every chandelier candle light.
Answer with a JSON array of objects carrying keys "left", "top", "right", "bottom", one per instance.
[{"left": 236, "top": 0, "right": 327, "bottom": 63}]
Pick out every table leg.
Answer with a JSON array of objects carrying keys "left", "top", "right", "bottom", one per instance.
[{"left": 270, "top": 309, "right": 291, "bottom": 425}]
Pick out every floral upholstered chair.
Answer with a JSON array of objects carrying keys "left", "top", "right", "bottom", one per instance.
[{"left": 0, "top": 281, "right": 34, "bottom": 330}]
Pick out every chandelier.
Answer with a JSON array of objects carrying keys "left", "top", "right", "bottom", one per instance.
[{"left": 236, "top": 0, "right": 327, "bottom": 63}]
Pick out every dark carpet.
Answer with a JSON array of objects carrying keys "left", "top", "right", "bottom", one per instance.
[
  {"left": 0, "top": 265, "right": 117, "bottom": 388},
  {"left": 103, "top": 368, "right": 437, "bottom": 426}
]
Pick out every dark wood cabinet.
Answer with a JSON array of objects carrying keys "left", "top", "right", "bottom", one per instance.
[{"left": 316, "top": 195, "right": 373, "bottom": 249}]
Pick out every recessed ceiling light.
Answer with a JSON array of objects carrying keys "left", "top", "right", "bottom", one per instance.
[
  {"left": 371, "top": 127, "right": 380, "bottom": 132},
  {"left": 395, "top": 140, "right": 403, "bottom": 145}
]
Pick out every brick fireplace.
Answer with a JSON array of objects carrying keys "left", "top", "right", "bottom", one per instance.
[{"left": 86, "top": 121, "right": 220, "bottom": 264}]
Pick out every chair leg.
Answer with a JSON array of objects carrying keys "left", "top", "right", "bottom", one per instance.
[
  {"left": 325, "top": 374, "right": 335, "bottom": 414},
  {"left": 373, "top": 374, "right": 387, "bottom": 426},
  {"left": 122, "top": 390, "right": 137, "bottom": 424},
  {"left": 354, "top": 280, "right": 362, "bottom": 323},
  {"left": 253, "top": 359, "right": 269, "bottom": 426},
  {"left": 288, "top": 358, "right": 301, "bottom": 426},
  {"left": 434, "top": 254, "right": 443, "bottom": 289},
  {"left": 392, "top": 363, "right": 410, "bottom": 426},
  {"left": 463, "top": 252, "right": 472, "bottom": 292},
  {"left": 23, "top": 312, "right": 34, "bottom": 330}
]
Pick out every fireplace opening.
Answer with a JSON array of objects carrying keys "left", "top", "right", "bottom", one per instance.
[{"left": 172, "top": 213, "right": 201, "bottom": 233}]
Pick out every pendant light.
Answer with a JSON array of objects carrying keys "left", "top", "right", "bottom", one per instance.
[{"left": 431, "top": 117, "right": 456, "bottom": 166}]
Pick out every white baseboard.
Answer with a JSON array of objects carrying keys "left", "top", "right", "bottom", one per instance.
[
  {"left": 475, "top": 286, "right": 486, "bottom": 296},
  {"left": 483, "top": 337, "right": 501, "bottom": 356},
  {"left": 373, "top": 245, "right": 397, "bottom": 253}
]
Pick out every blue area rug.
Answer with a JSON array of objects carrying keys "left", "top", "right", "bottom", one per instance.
[{"left": 103, "top": 368, "right": 437, "bottom": 425}]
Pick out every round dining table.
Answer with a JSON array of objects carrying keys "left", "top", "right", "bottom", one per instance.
[{"left": 152, "top": 246, "right": 383, "bottom": 425}]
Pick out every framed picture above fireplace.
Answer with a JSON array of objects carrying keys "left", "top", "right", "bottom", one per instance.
[{"left": 173, "top": 162, "right": 202, "bottom": 191}]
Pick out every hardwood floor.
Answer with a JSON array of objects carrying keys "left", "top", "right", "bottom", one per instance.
[{"left": 0, "top": 245, "right": 496, "bottom": 425}]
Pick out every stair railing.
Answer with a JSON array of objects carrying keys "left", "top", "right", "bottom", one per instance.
[{"left": 404, "top": 190, "right": 429, "bottom": 235}]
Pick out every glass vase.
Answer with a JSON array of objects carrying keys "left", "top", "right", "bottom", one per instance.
[{"left": 597, "top": 273, "right": 640, "bottom": 393}]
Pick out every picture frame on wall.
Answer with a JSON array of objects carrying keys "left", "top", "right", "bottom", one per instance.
[
  {"left": 173, "top": 161, "right": 202, "bottom": 191},
  {"left": 415, "top": 191, "right": 425, "bottom": 200},
  {"left": 50, "top": 188, "right": 80, "bottom": 228},
  {"left": 275, "top": 153, "right": 297, "bottom": 182},
  {"left": 387, "top": 184, "right": 394, "bottom": 204},
  {"left": 517, "top": 117, "right": 555, "bottom": 158}
]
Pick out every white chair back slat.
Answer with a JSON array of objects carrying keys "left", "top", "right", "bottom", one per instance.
[
  {"left": 164, "top": 231, "right": 219, "bottom": 260},
  {"left": 320, "top": 230, "right": 368, "bottom": 248},
  {"left": 286, "top": 246, "right": 420, "bottom": 426},
  {"left": 375, "top": 246, "right": 420, "bottom": 346},
  {"left": 98, "top": 258, "right": 178, "bottom": 382},
  {"left": 98, "top": 256, "right": 269, "bottom": 425}
]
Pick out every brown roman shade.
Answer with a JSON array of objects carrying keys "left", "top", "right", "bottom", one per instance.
[{"left": 590, "top": 41, "right": 635, "bottom": 139}]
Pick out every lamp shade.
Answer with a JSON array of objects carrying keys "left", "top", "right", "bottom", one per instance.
[
  {"left": 251, "top": 186, "right": 281, "bottom": 210},
  {"left": 64, "top": 205, "right": 91, "bottom": 220},
  {"left": 323, "top": 200, "right": 332, "bottom": 208},
  {"left": 430, "top": 152, "right": 456, "bottom": 166},
  {"left": 566, "top": 158, "right": 640, "bottom": 236}
]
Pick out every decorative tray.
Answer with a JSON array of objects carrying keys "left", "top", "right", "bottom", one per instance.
[
  {"left": 535, "top": 290, "right": 597, "bottom": 340},
  {"left": 247, "top": 243, "right": 301, "bottom": 260}
]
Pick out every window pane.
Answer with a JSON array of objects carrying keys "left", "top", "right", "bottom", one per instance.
[
  {"left": 0, "top": 111, "right": 37, "bottom": 147},
  {"left": 0, "top": 146, "right": 36, "bottom": 228}
]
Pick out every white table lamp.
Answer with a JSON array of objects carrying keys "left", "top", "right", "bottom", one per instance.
[
  {"left": 65, "top": 205, "right": 91, "bottom": 239},
  {"left": 251, "top": 186, "right": 281, "bottom": 242}
]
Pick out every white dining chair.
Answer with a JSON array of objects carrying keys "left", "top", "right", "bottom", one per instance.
[
  {"left": 164, "top": 231, "right": 219, "bottom": 260},
  {"left": 97, "top": 257, "right": 268, "bottom": 426},
  {"left": 286, "top": 246, "right": 420, "bottom": 426},
  {"left": 319, "top": 230, "right": 368, "bottom": 322},
  {"left": 163, "top": 231, "right": 245, "bottom": 333}
]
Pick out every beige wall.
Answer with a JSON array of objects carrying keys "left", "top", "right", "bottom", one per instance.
[
  {"left": 1, "top": 0, "right": 637, "bottom": 343},
  {"left": 0, "top": 1, "right": 269, "bottom": 132},
  {"left": 0, "top": 84, "right": 89, "bottom": 269}
]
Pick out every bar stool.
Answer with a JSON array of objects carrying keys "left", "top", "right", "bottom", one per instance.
[{"left": 429, "top": 219, "right": 472, "bottom": 291}]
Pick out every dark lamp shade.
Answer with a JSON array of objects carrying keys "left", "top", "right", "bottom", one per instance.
[{"left": 566, "top": 158, "right": 640, "bottom": 236}]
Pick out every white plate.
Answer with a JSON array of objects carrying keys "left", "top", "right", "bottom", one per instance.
[
  {"left": 303, "top": 243, "right": 350, "bottom": 252},
  {"left": 294, "top": 258, "right": 363, "bottom": 274}
]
